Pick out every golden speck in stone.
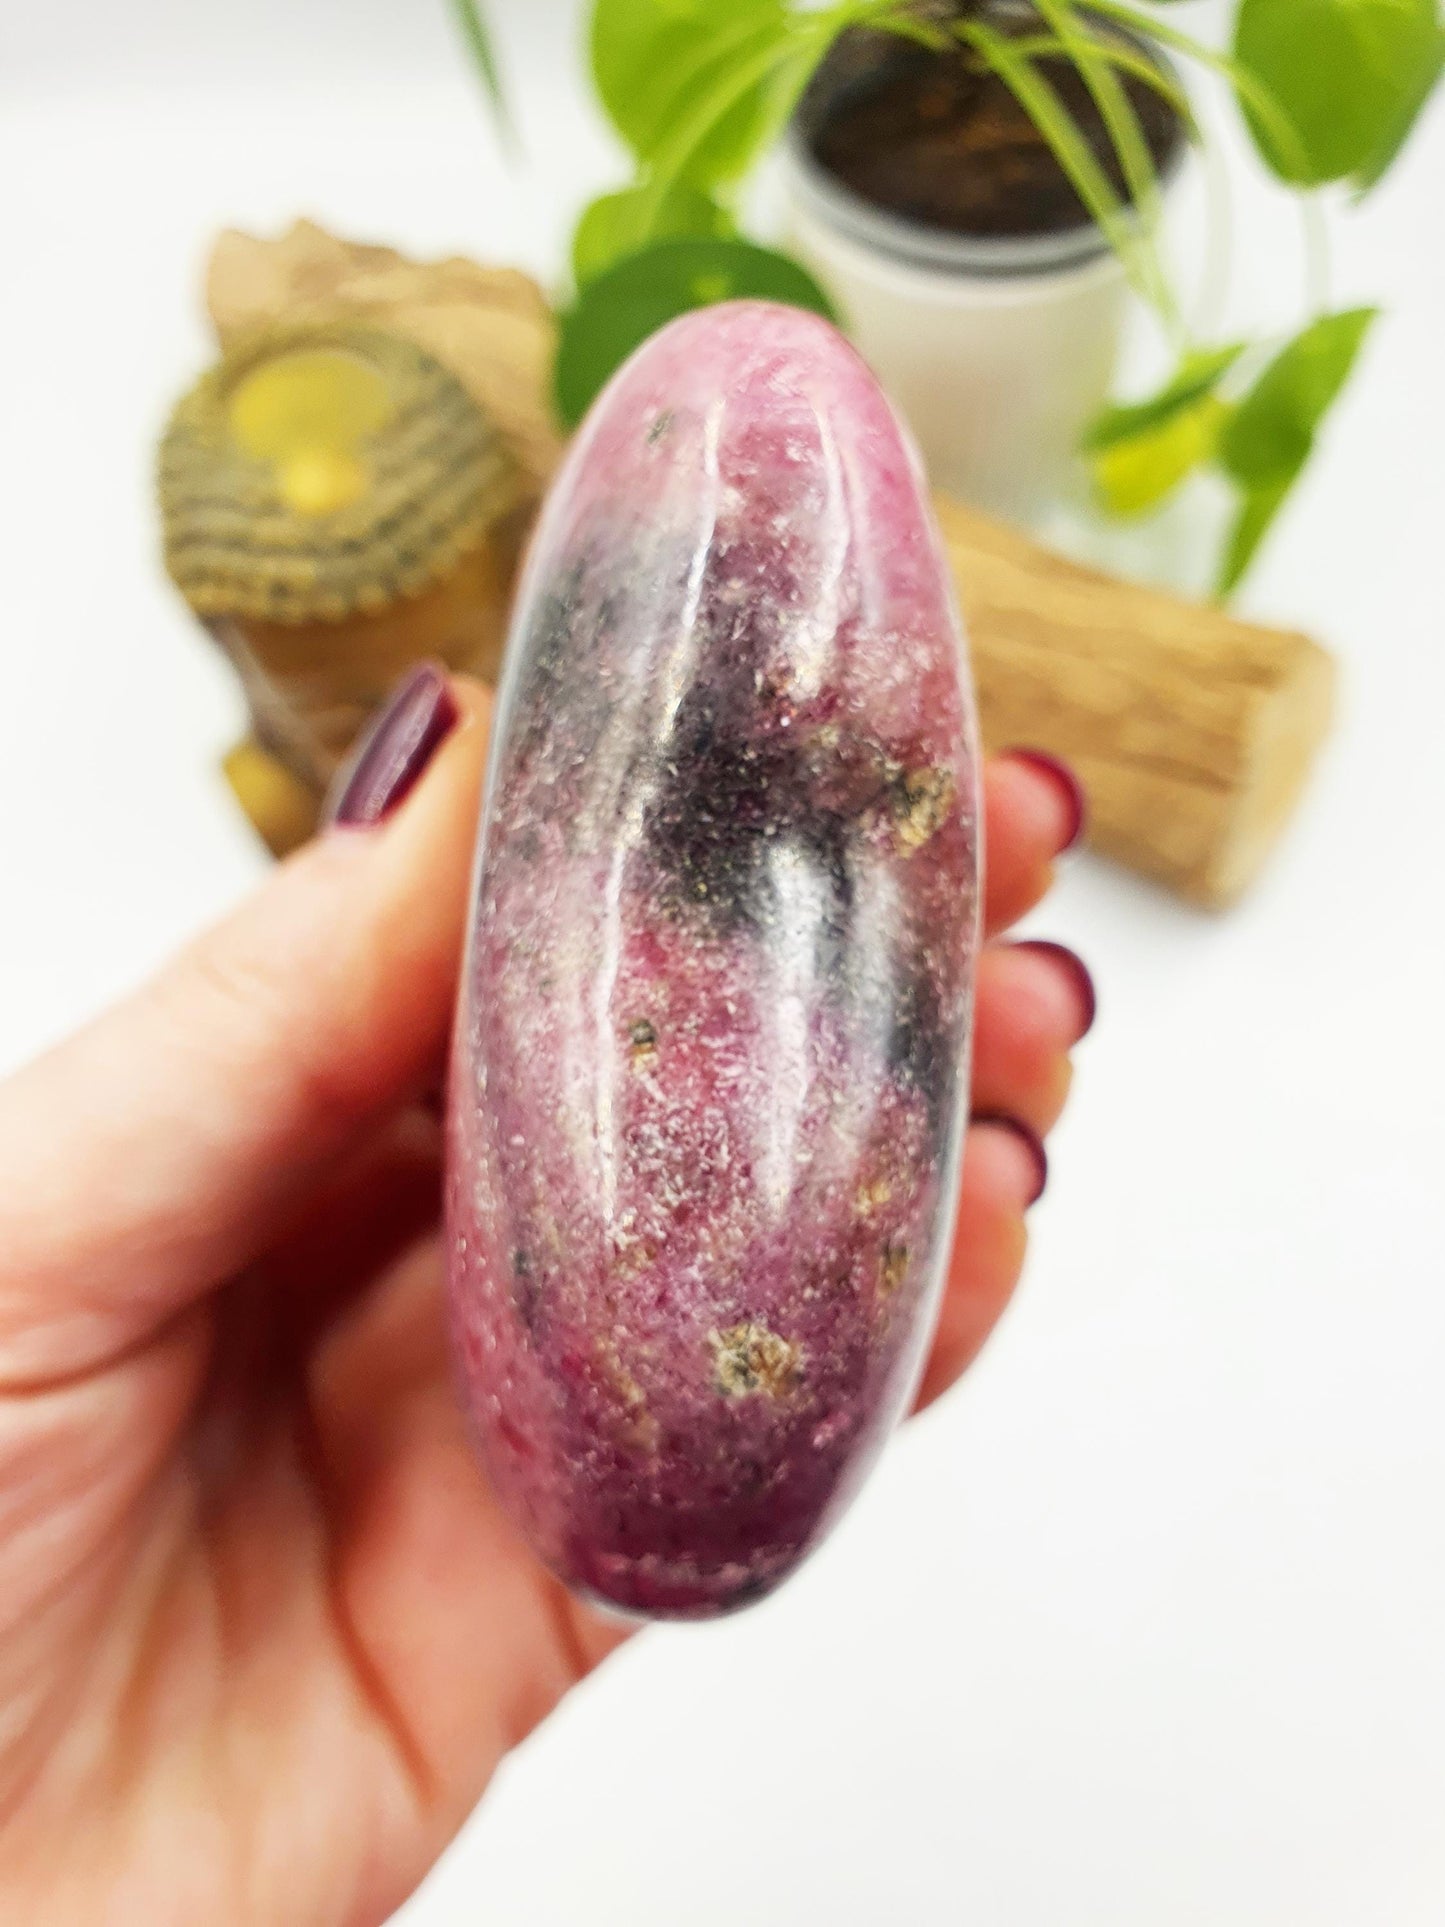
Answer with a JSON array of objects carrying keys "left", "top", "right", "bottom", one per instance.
[
  {"left": 855, "top": 1174, "right": 893, "bottom": 1220},
  {"left": 628, "top": 1017, "right": 658, "bottom": 1068},
  {"left": 879, "top": 1240, "right": 909, "bottom": 1296},
  {"left": 890, "top": 765, "right": 956, "bottom": 854},
  {"left": 709, "top": 1322, "right": 803, "bottom": 1399}
]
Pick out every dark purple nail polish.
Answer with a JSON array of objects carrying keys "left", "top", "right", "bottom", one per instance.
[
  {"left": 1004, "top": 747, "right": 1088, "bottom": 853},
  {"left": 325, "top": 664, "right": 460, "bottom": 829},
  {"left": 1013, "top": 939, "right": 1097, "bottom": 1039},
  {"left": 972, "top": 1112, "right": 1049, "bottom": 1208}
]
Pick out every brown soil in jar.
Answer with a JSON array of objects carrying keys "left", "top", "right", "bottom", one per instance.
[{"left": 803, "top": 6, "right": 1183, "bottom": 240}]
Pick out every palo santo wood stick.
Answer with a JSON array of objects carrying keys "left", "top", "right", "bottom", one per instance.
[{"left": 934, "top": 496, "right": 1337, "bottom": 907}]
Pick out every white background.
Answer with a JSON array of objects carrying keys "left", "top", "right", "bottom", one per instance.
[{"left": 3, "top": 3, "right": 1444, "bottom": 1921}]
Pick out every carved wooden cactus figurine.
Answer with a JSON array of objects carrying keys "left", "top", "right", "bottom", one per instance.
[{"left": 158, "top": 320, "right": 541, "bottom": 852}]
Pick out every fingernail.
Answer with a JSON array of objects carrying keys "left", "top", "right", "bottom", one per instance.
[
  {"left": 1004, "top": 748, "right": 1087, "bottom": 853},
  {"left": 324, "top": 664, "right": 460, "bottom": 829},
  {"left": 972, "top": 1113, "right": 1049, "bottom": 1208},
  {"left": 1013, "top": 940, "right": 1097, "bottom": 1039}
]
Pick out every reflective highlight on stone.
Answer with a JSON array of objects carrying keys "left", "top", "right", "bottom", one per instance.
[{"left": 447, "top": 302, "right": 979, "bottom": 1618}]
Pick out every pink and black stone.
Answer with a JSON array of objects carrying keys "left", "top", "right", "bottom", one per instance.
[{"left": 447, "top": 302, "right": 980, "bottom": 1618}]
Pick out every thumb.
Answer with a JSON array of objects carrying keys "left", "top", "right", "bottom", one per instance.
[{"left": 0, "top": 673, "right": 492, "bottom": 1385}]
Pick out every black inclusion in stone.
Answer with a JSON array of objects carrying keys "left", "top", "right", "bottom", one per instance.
[
  {"left": 517, "top": 557, "right": 587, "bottom": 709},
  {"left": 800, "top": 809, "right": 857, "bottom": 975},
  {"left": 648, "top": 701, "right": 777, "bottom": 930},
  {"left": 510, "top": 1247, "right": 543, "bottom": 1334},
  {"left": 646, "top": 695, "right": 868, "bottom": 952},
  {"left": 499, "top": 554, "right": 591, "bottom": 789},
  {"left": 888, "top": 964, "right": 953, "bottom": 1141}
]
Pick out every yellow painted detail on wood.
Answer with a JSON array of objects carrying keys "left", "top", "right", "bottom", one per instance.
[
  {"left": 227, "top": 347, "right": 391, "bottom": 517},
  {"left": 160, "top": 322, "right": 519, "bottom": 625},
  {"left": 229, "top": 346, "right": 392, "bottom": 461}
]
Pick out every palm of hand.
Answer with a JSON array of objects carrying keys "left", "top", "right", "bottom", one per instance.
[
  {"left": 0, "top": 696, "right": 1084, "bottom": 1926},
  {"left": 2, "top": 1108, "right": 613, "bottom": 1925}
]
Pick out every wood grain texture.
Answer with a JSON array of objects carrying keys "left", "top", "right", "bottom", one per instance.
[{"left": 935, "top": 497, "right": 1337, "bottom": 906}]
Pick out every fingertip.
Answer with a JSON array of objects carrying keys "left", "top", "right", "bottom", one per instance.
[
  {"left": 324, "top": 662, "right": 500, "bottom": 835},
  {"left": 999, "top": 748, "right": 1087, "bottom": 853},
  {"left": 969, "top": 1113, "right": 1048, "bottom": 1208},
  {"left": 912, "top": 1117, "right": 1042, "bottom": 1413},
  {"left": 979, "top": 762, "right": 1051, "bottom": 937},
  {"left": 1012, "top": 939, "right": 1096, "bottom": 1038}
]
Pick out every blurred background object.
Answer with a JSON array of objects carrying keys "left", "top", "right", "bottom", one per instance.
[
  {"left": 162, "top": 218, "right": 1336, "bottom": 898},
  {"left": 936, "top": 498, "right": 1336, "bottom": 904},
  {"left": 556, "top": 0, "right": 1436, "bottom": 594},
  {"left": 147, "top": 0, "right": 1441, "bottom": 881},
  {"left": 159, "top": 228, "right": 557, "bottom": 849},
  {"left": 2, "top": 3, "right": 1444, "bottom": 1924}
]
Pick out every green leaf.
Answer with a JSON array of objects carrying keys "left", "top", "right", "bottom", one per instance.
[
  {"left": 1085, "top": 344, "right": 1245, "bottom": 451},
  {"left": 1213, "top": 308, "right": 1378, "bottom": 592},
  {"left": 448, "top": 0, "right": 515, "bottom": 147},
  {"left": 620, "top": 21, "right": 833, "bottom": 263},
  {"left": 1068, "top": 0, "right": 1316, "bottom": 197},
  {"left": 1233, "top": 0, "right": 1444, "bottom": 187},
  {"left": 554, "top": 237, "right": 839, "bottom": 428},
  {"left": 1217, "top": 481, "right": 1290, "bottom": 595},
  {"left": 1218, "top": 308, "right": 1377, "bottom": 489},
  {"left": 1092, "top": 394, "right": 1228, "bottom": 517},
  {"left": 589, "top": 0, "right": 792, "bottom": 187},
  {"left": 1355, "top": 16, "right": 1445, "bottom": 189},
  {"left": 572, "top": 182, "right": 734, "bottom": 286}
]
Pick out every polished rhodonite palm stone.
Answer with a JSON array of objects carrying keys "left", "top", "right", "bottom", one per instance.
[{"left": 447, "top": 301, "right": 979, "bottom": 1618}]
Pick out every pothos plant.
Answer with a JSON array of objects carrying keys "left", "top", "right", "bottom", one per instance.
[{"left": 454, "top": 0, "right": 1443, "bottom": 595}]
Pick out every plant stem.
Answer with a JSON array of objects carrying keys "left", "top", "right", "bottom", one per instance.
[
  {"left": 959, "top": 19, "right": 1165, "bottom": 317},
  {"left": 1033, "top": 0, "right": 1177, "bottom": 330},
  {"left": 1300, "top": 191, "right": 1332, "bottom": 319},
  {"left": 1190, "top": 124, "right": 1234, "bottom": 343},
  {"left": 1081, "top": 0, "right": 1307, "bottom": 175},
  {"left": 1066, "top": 1, "right": 1333, "bottom": 339},
  {"left": 826, "top": 0, "right": 953, "bottom": 49},
  {"left": 449, "top": 0, "right": 517, "bottom": 151},
  {"left": 1041, "top": 28, "right": 1198, "bottom": 137}
]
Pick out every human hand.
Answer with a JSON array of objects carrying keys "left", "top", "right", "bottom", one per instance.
[{"left": 0, "top": 671, "right": 1092, "bottom": 1924}]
